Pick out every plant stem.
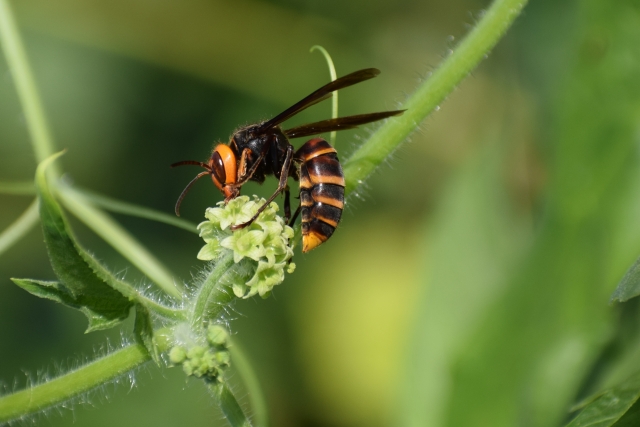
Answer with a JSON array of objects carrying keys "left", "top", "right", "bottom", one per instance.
[
  {"left": 73, "top": 187, "right": 198, "bottom": 234},
  {"left": 342, "top": 0, "right": 528, "bottom": 195},
  {"left": 230, "top": 341, "right": 268, "bottom": 427},
  {"left": 0, "top": 0, "right": 57, "bottom": 171},
  {"left": 208, "top": 382, "right": 253, "bottom": 427},
  {"left": 0, "top": 198, "right": 38, "bottom": 257},
  {"left": 138, "top": 294, "right": 187, "bottom": 321},
  {"left": 0, "top": 344, "right": 150, "bottom": 423},
  {"left": 56, "top": 184, "right": 183, "bottom": 300},
  {"left": 191, "top": 252, "right": 236, "bottom": 327}
]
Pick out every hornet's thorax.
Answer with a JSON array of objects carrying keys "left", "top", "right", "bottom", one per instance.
[{"left": 172, "top": 68, "right": 405, "bottom": 252}]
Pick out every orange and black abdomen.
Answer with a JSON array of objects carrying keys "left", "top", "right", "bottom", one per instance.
[{"left": 295, "top": 138, "right": 345, "bottom": 253}]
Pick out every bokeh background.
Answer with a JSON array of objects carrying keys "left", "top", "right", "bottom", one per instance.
[{"left": 2, "top": 0, "right": 640, "bottom": 426}]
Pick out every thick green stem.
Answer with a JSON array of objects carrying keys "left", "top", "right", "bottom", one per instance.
[
  {"left": 342, "top": 0, "right": 528, "bottom": 195},
  {"left": 0, "top": 344, "right": 150, "bottom": 423},
  {"left": 208, "top": 382, "right": 253, "bottom": 427},
  {"left": 0, "top": 0, "right": 57, "bottom": 171},
  {"left": 191, "top": 252, "right": 236, "bottom": 327},
  {"left": 0, "top": 198, "right": 38, "bottom": 257}
]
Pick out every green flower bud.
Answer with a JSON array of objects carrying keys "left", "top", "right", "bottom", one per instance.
[
  {"left": 207, "top": 325, "right": 229, "bottom": 347},
  {"left": 287, "top": 262, "right": 296, "bottom": 274},
  {"left": 171, "top": 325, "right": 232, "bottom": 383},
  {"left": 215, "top": 350, "right": 231, "bottom": 366},
  {"left": 169, "top": 346, "right": 187, "bottom": 364}
]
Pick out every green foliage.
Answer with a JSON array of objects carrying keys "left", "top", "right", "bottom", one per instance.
[
  {"left": 399, "top": 2, "right": 640, "bottom": 427},
  {"left": 24, "top": 0, "right": 640, "bottom": 426},
  {"left": 19, "top": 153, "right": 133, "bottom": 332},
  {"left": 134, "top": 304, "right": 160, "bottom": 364},
  {"left": 3, "top": 153, "right": 299, "bottom": 425},
  {"left": 611, "top": 257, "right": 640, "bottom": 303},
  {"left": 566, "top": 375, "right": 640, "bottom": 427}
]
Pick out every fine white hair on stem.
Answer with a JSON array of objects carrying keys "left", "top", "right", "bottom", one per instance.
[{"left": 1, "top": 333, "right": 150, "bottom": 426}]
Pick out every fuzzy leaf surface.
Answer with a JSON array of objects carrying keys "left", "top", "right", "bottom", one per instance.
[
  {"left": 33, "top": 153, "right": 132, "bottom": 332},
  {"left": 11, "top": 279, "right": 126, "bottom": 331}
]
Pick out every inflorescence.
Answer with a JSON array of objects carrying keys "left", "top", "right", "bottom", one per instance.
[{"left": 197, "top": 196, "right": 296, "bottom": 299}]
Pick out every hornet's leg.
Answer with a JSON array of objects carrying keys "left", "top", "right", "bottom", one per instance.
[
  {"left": 231, "top": 144, "right": 294, "bottom": 230},
  {"left": 289, "top": 203, "right": 302, "bottom": 226},
  {"left": 231, "top": 148, "right": 266, "bottom": 188},
  {"left": 284, "top": 186, "right": 291, "bottom": 223}
]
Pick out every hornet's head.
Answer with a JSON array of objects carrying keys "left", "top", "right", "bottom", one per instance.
[{"left": 171, "top": 143, "right": 240, "bottom": 216}]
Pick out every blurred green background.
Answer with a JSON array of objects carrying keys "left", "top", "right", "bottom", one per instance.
[{"left": 2, "top": 0, "right": 640, "bottom": 426}]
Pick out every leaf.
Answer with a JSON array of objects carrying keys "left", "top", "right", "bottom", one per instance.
[
  {"left": 31, "top": 152, "right": 133, "bottom": 332},
  {"left": 11, "top": 279, "right": 126, "bottom": 331},
  {"left": 615, "top": 399, "right": 640, "bottom": 427},
  {"left": 610, "top": 257, "right": 640, "bottom": 303},
  {"left": 421, "top": 3, "right": 640, "bottom": 426},
  {"left": 566, "top": 375, "right": 640, "bottom": 427},
  {"left": 134, "top": 304, "right": 160, "bottom": 364}
]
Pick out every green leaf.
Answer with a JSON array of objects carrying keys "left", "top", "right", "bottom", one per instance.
[
  {"left": 134, "top": 304, "right": 160, "bottom": 364},
  {"left": 33, "top": 152, "right": 132, "bottom": 332},
  {"left": 11, "top": 279, "right": 126, "bottom": 332},
  {"left": 611, "top": 257, "right": 640, "bottom": 303},
  {"left": 616, "top": 399, "right": 640, "bottom": 427},
  {"left": 566, "top": 375, "right": 640, "bottom": 427}
]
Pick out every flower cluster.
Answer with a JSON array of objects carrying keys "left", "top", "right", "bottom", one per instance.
[
  {"left": 197, "top": 196, "right": 296, "bottom": 299},
  {"left": 169, "top": 324, "right": 231, "bottom": 383}
]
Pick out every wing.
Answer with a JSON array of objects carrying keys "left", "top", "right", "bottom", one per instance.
[
  {"left": 258, "top": 68, "right": 381, "bottom": 132},
  {"left": 283, "top": 110, "right": 405, "bottom": 139}
]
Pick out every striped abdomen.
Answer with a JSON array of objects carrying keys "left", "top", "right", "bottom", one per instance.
[{"left": 296, "top": 138, "right": 345, "bottom": 253}]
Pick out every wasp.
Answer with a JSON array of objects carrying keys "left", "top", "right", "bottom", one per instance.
[{"left": 172, "top": 68, "right": 404, "bottom": 252}]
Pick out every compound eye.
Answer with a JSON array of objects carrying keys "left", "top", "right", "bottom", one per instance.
[
  {"left": 211, "top": 151, "right": 227, "bottom": 185},
  {"left": 211, "top": 144, "right": 238, "bottom": 192}
]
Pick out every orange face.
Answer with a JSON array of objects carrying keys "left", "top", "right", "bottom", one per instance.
[{"left": 208, "top": 144, "right": 239, "bottom": 201}]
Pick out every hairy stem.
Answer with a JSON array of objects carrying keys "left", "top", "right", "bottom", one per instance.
[
  {"left": 208, "top": 382, "right": 253, "bottom": 427},
  {"left": 342, "top": 0, "right": 528, "bottom": 194},
  {"left": 191, "top": 252, "right": 236, "bottom": 327},
  {"left": 0, "top": 344, "right": 150, "bottom": 423},
  {"left": 137, "top": 294, "right": 187, "bottom": 321}
]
